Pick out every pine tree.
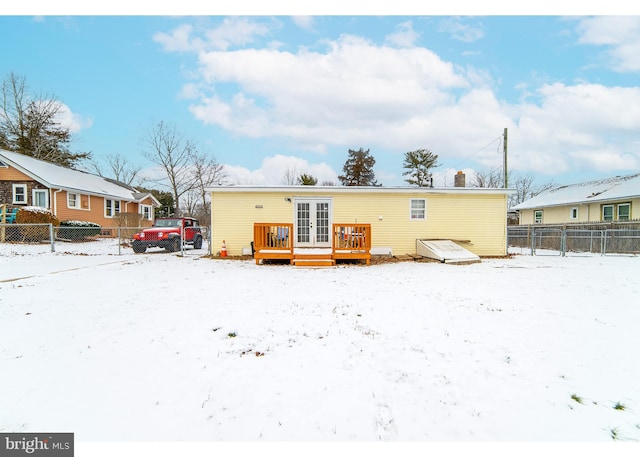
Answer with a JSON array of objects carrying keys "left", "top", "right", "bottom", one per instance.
[
  {"left": 338, "top": 148, "right": 379, "bottom": 186},
  {"left": 402, "top": 149, "right": 439, "bottom": 187}
]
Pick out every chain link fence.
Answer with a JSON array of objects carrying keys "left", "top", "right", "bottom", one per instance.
[
  {"left": 508, "top": 224, "right": 640, "bottom": 256},
  {"left": 0, "top": 224, "right": 211, "bottom": 256}
]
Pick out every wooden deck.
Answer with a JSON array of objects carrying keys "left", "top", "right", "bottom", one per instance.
[{"left": 253, "top": 223, "right": 371, "bottom": 266}]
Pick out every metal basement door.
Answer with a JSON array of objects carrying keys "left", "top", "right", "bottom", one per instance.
[{"left": 294, "top": 198, "right": 332, "bottom": 248}]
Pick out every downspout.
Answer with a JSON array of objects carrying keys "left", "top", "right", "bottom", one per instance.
[{"left": 53, "top": 189, "right": 63, "bottom": 218}]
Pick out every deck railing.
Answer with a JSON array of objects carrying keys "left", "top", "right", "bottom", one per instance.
[
  {"left": 332, "top": 224, "right": 371, "bottom": 251},
  {"left": 253, "top": 222, "right": 371, "bottom": 265},
  {"left": 253, "top": 223, "right": 293, "bottom": 251}
]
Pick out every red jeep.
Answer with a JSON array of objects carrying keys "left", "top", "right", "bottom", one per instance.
[{"left": 131, "top": 217, "right": 203, "bottom": 253}]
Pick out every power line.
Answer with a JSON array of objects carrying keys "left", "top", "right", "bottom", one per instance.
[{"left": 446, "top": 135, "right": 502, "bottom": 171}]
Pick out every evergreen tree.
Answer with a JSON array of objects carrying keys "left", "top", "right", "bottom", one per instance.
[
  {"left": 402, "top": 149, "right": 439, "bottom": 187},
  {"left": 338, "top": 148, "right": 379, "bottom": 186},
  {"left": 296, "top": 173, "right": 317, "bottom": 185}
]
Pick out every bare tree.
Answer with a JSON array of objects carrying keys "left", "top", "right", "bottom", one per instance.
[
  {"left": 92, "top": 153, "right": 143, "bottom": 186},
  {"left": 141, "top": 121, "right": 198, "bottom": 216},
  {"left": 189, "top": 149, "right": 226, "bottom": 222},
  {"left": 0, "top": 72, "right": 90, "bottom": 167},
  {"left": 282, "top": 166, "right": 300, "bottom": 185},
  {"left": 472, "top": 167, "right": 505, "bottom": 188},
  {"left": 474, "top": 167, "right": 558, "bottom": 208}
]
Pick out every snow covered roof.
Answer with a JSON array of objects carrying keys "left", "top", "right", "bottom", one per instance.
[
  {"left": 207, "top": 185, "right": 514, "bottom": 195},
  {"left": 0, "top": 149, "right": 153, "bottom": 203},
  {"left": 512, "top": 173, "right": 640, "bottom": 210}
]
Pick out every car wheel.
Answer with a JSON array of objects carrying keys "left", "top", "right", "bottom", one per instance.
[
  {"left": 132, "top": 242, "right": 146, "bottom": 254},
  {"left": 193, "top": 235, "right": 203, "bottom": 249},
  {"left": 169, "top": 237, "right": 181, "bottom": 252}
]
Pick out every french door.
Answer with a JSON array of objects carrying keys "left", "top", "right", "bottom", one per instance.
[{"left": 294, "top": 198, "right": 332, "bottom": 248}]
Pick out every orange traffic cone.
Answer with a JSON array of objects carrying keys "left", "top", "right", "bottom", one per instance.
[{"left": 221, "top": 240, "right": 227, "bottom": 257}]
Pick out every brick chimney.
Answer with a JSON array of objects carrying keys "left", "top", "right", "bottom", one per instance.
[{"left": 454, "top": 170, "right": 466, "bottom": 188}]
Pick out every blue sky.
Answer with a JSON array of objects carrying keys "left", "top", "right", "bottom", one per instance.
[{"left": 1, "top": 6, "right": 640, "bottom": 189}]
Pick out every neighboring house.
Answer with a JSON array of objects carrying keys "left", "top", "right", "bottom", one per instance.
[
  {"left": 512, "top": 173, "right": 640, "bottom": 225},
  {"left": 208, "top": 182, "right": 512, "bottom": 264},
  {"left": 0, "top": 149, "right": 160, "bottom": 226}
]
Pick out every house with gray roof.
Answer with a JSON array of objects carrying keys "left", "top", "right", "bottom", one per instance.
[
  {"left": 512, "top": 173, "right": 640, "bottom": 224},
  {"left": 0, "top": 149, "right": 160, "bottom": 226}
]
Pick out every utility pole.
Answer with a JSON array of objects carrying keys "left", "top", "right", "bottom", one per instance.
[{"left": 503, "top": 127, "right": 508, "bottom": 188}]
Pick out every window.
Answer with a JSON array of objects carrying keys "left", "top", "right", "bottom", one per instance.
[
  {"left": 534, "top": 210, "right": 543, "bottom": 224},
  {"left": 617, "top": 203, "right": 630, "bottom": 221},
  {"left": 602, "top": 205, "right": 614, "bottom": 221},
  {"left": 139, "top": 204, "right": 153, "bottom": 220},
  {"left": 105, "top": 199, "right": 120, "bottom": 218},
  {"left": 33, "top": 189, "right": 49, "bottom": 208},
  {"left": 68, "top": 193, "right": 79, "bottom": 209},
  {"left": 12, "top": 184, "right": 27, "bottom": 204},
  {"left": 410, "top": 199, "right": 426, "bottom": 220},
  {"left": 570, "top": 207, "right": 578, "bottom": 220}
]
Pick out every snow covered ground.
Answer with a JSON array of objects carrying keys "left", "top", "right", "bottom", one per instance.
[{"left": 1, "top": 241, "right": 639, "bottom": 455}]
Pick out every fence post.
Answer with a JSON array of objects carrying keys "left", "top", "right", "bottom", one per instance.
[
  {"left": 118, "top": 226, "right": 122, "bottom": 256},
  {"left": 531, "top": 227, "right": 536, "bottom": 255},
  {"left": 181, "top": 224, "right": 185, "bottom": 256},
  {"left": 561, "top": 227, "right": 566, "bottom": 257},
  {"left": 49, "top": 223, "right": 55, "bottom": 253},
  {"left": 603, "top": 229, "right": 608, "bottom": 256}
]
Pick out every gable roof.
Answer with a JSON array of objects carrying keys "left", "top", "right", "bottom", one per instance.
[
  {"left": 0, "top": 149, "right": 158, "bottom": 205},
  {"left": 512, "top": 173, "right": 640, "bottom": 210}
]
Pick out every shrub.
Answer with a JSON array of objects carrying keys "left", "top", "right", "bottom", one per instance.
[
  {"left": 58, "top": 220, "right": 102, "bottom": 241},
  {"left": 15, "top": 207, "right": 60, "bottom": 225},
  {"left": 14, "top": 207, "right": 60, "bottom": 242}
]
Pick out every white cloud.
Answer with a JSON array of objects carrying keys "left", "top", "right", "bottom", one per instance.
[
  {"left": 575, "top": 16, "right": 640, "bottom": 72},
  {"left": 223, "top": 154, "right": 339, "bottom": 185},
  {"left": 291, "top": 16, "right": 314, "bottom": 31},
  {"left": 55, "top": 102, "right": 93, "bottom": 134},
  {"left": 438, "top": 17, "right": 485, "bottom": 43},
  {"left": 508, "top": 83, "right": 640, "bottom": 174},
  {"left": 385, "top": 21, "right": 420, "bottom": 48},
  {"left": 154, "top": 18, "right": 272, "bottom": 53},
  {"left": 158, "top": 19, "right": 640, "bottom": 185},
  {"left": 188, "top": 34, "right": 471, "bottom": 155}
]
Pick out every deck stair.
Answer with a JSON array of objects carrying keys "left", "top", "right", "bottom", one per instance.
[{"left": 293, "top": 248, "right": 335, "bottom": 267}]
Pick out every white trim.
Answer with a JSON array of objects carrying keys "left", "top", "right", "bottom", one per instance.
[
  {"left": 602, "top": 204, "right": 614, "bottom": 221},
  {"left": 207, "top": 185, "right": 514, "bottom": 195},
  {"left": 617, "top": 203, "right": 631, "bottom": 221},
  {"left": 409, "top": 198, "right": 426, "bottom": 220},
  {"left": 32, "top": 189, "right": 49, "bottom": 208},
  {"left": 293, "top": 197, "right": 332, "bottom": 248},
  {"left": 104, "top": 199, "right": 121, "bottom": 218},
  {"left": 67, "top": 192, "right": 80, "bottom": 209},
  {"left": 139, "top": 204, "right": 153, "bottom": 221},
  {"left": 12, "top": 183, "right": 27, "bottom": 204},
  {"left": 534, "top": 210, "right": 543, "bottom": 224}
]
